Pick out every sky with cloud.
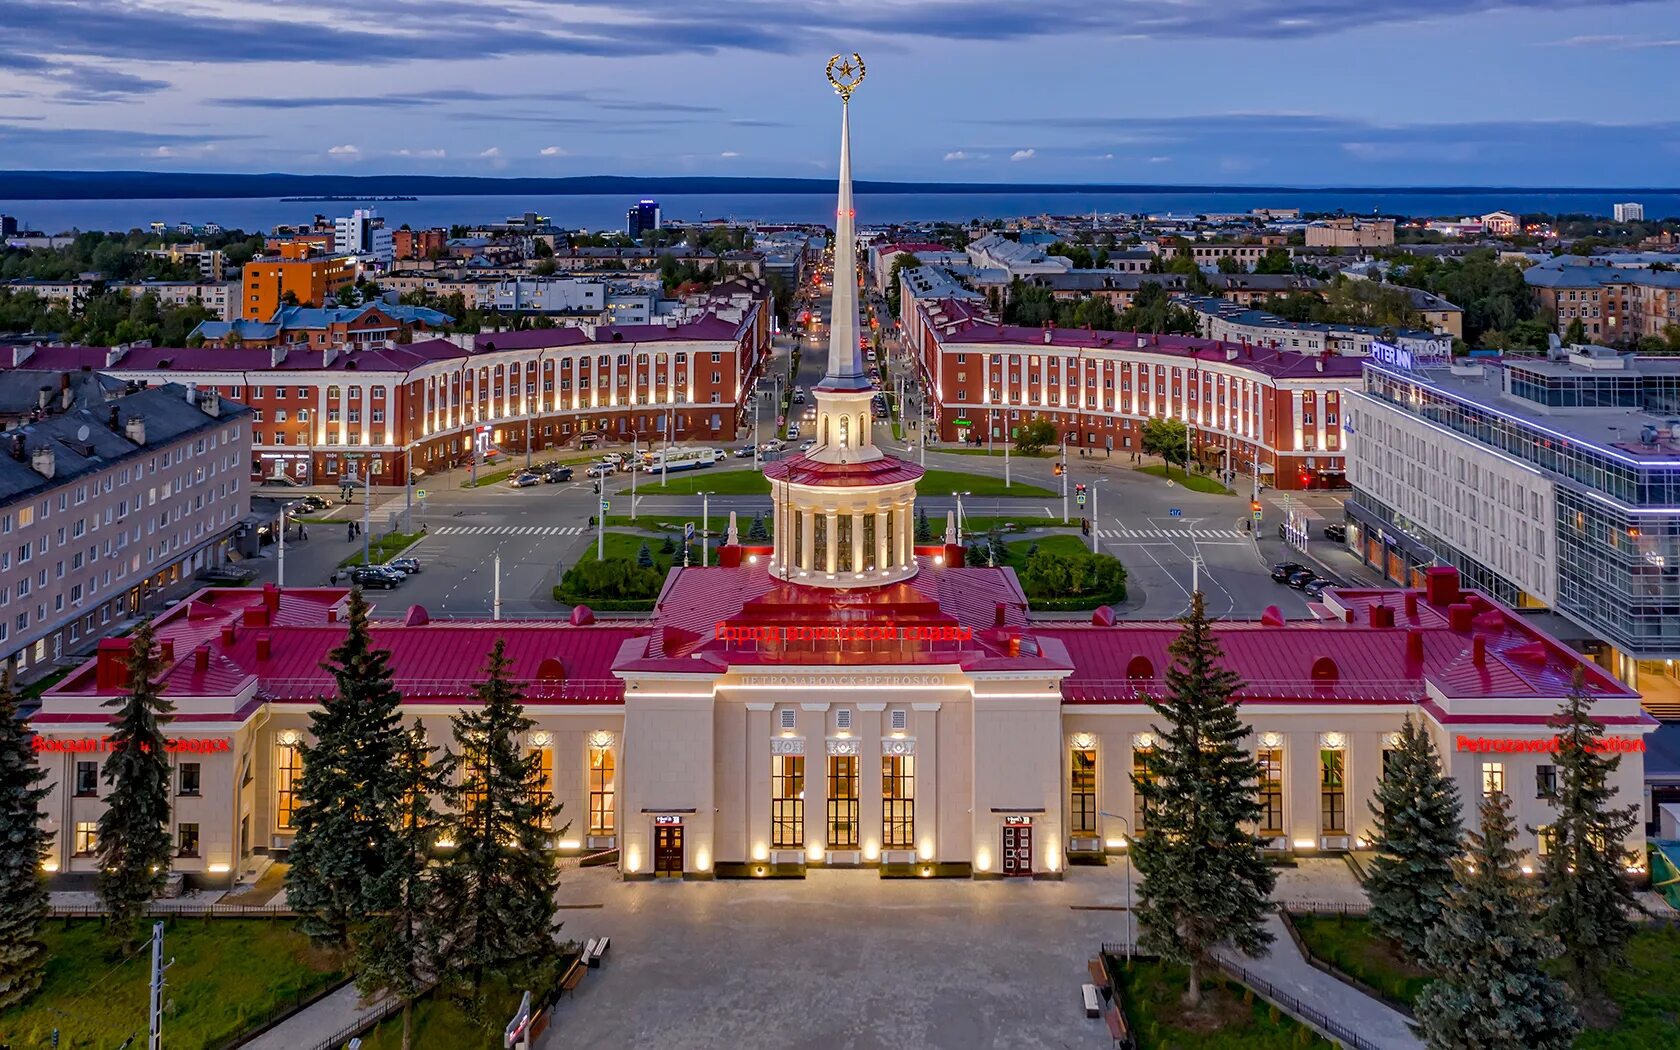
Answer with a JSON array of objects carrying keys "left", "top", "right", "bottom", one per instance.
[{"left": 1, "top": 0, "right": 1678, "bottom": 184}]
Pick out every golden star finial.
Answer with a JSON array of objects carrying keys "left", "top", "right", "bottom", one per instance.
[{"left": 826, "top": 53, "right": 866, "bottom": 102}]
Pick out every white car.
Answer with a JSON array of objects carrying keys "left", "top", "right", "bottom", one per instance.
[
  {"left": 799, "top": 439, "right": 816, "bottom": 452},
  {"left": 786, "top": 424, "right": 801, "bottom": 439},
  {"left": 585, "top": 463, "right": 614, "bottom": 478}
]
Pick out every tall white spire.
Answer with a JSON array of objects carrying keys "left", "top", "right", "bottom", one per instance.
[{"left": 819, "top": 54, "right": 869, "bottom": 393}]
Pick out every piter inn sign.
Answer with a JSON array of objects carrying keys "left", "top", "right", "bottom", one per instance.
[{"left": 1371, "top": 337, "right": 1453, "bottom": 370}]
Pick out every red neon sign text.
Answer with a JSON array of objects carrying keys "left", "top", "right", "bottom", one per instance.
[
  {"left": 715, "top": 622, "right": 973, "bottom": 645},
  {"left": 32, "top": 736, "right": 232, "bottom": 754},
  {"left": 1454, "top": 735, "right": 1644, "bottom": 755}
]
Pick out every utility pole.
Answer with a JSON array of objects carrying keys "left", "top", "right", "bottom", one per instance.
[
  {"left": 493, "top": 552, "right": 502, "bottom": 621},
  {"left": 362, "top": 467, "right": 372, "bottom": 566},
  {"left": 1060, "top": 436, "right": 1069, "bottom": 524},
  {"left": 700, "top": 492, "right": 711, "bottom": 567},
  {"left": 277, "top": 502, "right": 287, "bottom": 587},
  {"left": 630, "top": 434, "right": 639, "bottom": 523},
  {"left": 148, "top": 920, "right": 169, "bottom": 1050},
  {"left": 596, "top": 497, "right": 605, "bottom": 561},
  {"left": 1090, "top": 481, "right": 1099, "bottom": 553},
  {"left": 1004, "top": 415, "right": 1010, "bottom": 488}
]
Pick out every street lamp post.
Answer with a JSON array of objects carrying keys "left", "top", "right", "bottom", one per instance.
[
  {"left": 1099, "top": 811, "right": 1135, "bottom": 962},
  {"left": 362, "top": 467, "right": 372, "bottom": 566},
  {"left": 1060, "top": 435, "right": 1069, "bottom": 524},
  {"left": 1089, "top": 479, "right": 1099, "bottom": 553},
  {"left": 700, "top": 491, "right": 712, "bottom": 567}
]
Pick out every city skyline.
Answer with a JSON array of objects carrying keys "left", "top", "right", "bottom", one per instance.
[{"left": 2, "top": 0, "right": 1679, "bottom": 185}]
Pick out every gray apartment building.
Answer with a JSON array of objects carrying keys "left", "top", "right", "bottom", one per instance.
[
  {"left": 0, "top": 378, "right": 252, "bottom": 681},
  {"left": 1346, "top": 345, "right": 1680, "bottom": 705}
]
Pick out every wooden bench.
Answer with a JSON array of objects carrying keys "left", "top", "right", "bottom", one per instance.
[
  {"left": 582, "top": 937, "right": 599, "bottom": 962},
  {"left": 559, "top": 955, "right": 588, "bottom": 998},
  {"left": 587, "top": 936, "right": 611, "bottom": 968},
  {"left": 1087, "top": 957, "right": 1110, "bottom": 996},
  {"left": 1081, "top": 983, "right": 1102, "bottom": 1018},
  {"left": 1104, "top": 1005, "right": 1134, "bottom": 1050}
]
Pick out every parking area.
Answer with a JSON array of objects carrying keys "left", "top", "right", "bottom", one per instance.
[{"left": 539, "top": 857, "right": 1365, "bottom": 1050}]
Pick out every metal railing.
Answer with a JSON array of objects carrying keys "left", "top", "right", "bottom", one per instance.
[
  {"left": 1215, "top": 957, "right": 1387, "bottom": 1050},
  {"left": 302, "top": 986, "right": 423, "bottom": 1050},
  {"left": 50, "top": 900, "right": 295, "bottom": 919}
]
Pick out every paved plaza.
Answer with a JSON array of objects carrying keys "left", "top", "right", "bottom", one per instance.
[{"left": 536, "top": 858, "right": 1376, "bottom": 1050}]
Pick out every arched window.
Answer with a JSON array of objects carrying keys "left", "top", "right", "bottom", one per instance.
[{"left": 838, "top": 415, "right": 849, "bottom": 449}]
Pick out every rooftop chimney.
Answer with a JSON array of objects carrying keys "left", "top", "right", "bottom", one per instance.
[
  {"left": 124, "top": 416, "right": 146, "bottom": 445},
  {"left": 105, "top": 346, "right": 127, "bottom": 368},
  {"left": 220, "top": 624, "right": 236, "bottom": 646},
  {"left": 29, "top": 447, "right": 54, "bottom": 479},
  {"left": 1472, "top": 635, "right": 1487, "bottom": 666},
  {"left": 185, "top": 381, "right": 198, "bottom": 404},
  {"left": 1424, "top": 566, "right": 1460, "bottom": 606},
  {"left": 1370, "top": 604, "right": 1395, "bottom": 628},
  {"left": 1405, "top": 628, "right": 1425, "bottom": 663},
  {"left": 194, "top": 644, "right": 210, "bottom": 672},
  {"left": 1403, "top": 591, "right": 1418, "bottom": 618},
  {"left": 263, "top": 582, "right": 280, "bottom": 618},
  {"left": 159, "top": 639, "right": 174, "bottom": 664},
  {"left": 1448, "top": 603, "right": 1474, "bottom": 633},
  {"left": 37, "top": 385, "right": 51, "bottom": 410},
  {"left": 95, "top": 638, "right": 132, "bottom": 691},
  {"left": 255, "top": 635, "right": 271, "bottom": 661}
]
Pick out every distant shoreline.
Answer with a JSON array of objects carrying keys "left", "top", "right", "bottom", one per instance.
[{"left": 1, "top": 170, "right": 1675, "bottom": 202}]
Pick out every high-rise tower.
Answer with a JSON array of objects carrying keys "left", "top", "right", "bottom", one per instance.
[{"left": 764, "top": 55, "right": 923, "bottom": 589}]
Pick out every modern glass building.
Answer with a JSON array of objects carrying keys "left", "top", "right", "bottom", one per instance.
[{"left": 1347, "top": 348, "right": 1680, "bottom": 695}]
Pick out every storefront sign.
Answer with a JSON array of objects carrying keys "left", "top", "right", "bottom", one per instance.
[
  {"left": 653, "top": 815, "right": 683, "bottom": 825},
  {"left": 717, "top": 622, "right": 973, "bottom": 645},
  {"left": 1002, "top": 815, "right": 1033, "bottom": 826},
  {"left": 32, "top": 736, "right": 232, "bottom": 754},
  {"left": 1455, "top": 735, "right": 1645, "bottom": 754}
]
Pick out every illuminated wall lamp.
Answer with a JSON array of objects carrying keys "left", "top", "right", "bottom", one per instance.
[
  {"left": 1292, "top": 838, "right": 1315, "bottom": 850},
  {"left": 41, "top": 860, "right": 59, "bottom": 873},
  {"left": 558, "top": 839, "right": 581, "bottom": 850},
  {"left": 208, "top": 862, "right": 231, "bottom": 874}
]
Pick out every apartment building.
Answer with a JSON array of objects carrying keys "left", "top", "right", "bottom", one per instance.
[
  {"left": 392, "top": 228, "right": 448, "bottom": 261},
  {"left": 0, "top": 381, "right": 252, "bottom": 680},
  {"left": 240, "top": 253, "right": 358, "bottom": 320},
  {"left": 1525, "top": 262, "right": 1680, "bottom": 344},
  {"left": 192, "top": 302, "right": 452, "bottom": 349},
  {"left": 1150, "top": 238, "right": 1291, "bottom": 272},
  {"left": 1187, "top": 297, "right": 1454, "bottom": 359},
  {"left": 116, "top": 280, "right": 238, "bottom": 321},
  {"left": 1306, "top": 218, "right": 1395, "bottom": 249},
  {"left": 910, "top": 298, "right": 1358, "bottom": 489},
  {"left": 7, "top": 301, "right": 769, "bottom": 487}
]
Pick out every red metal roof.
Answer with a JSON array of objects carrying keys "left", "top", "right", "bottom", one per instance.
[{"left": 763, "top": 454, "right": 925, "bottom": 487}]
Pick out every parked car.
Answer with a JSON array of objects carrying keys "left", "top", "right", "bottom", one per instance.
[
  {"left": 1323, "top": 523, "right": 1347, "bottom": 542},
  {"left": 349, "top": 565, "right": 402, "bottom": 589},
  {"left": 542, "top": 466, "right": 574, "bottom": 483},
  {"left": 1303, "top": 578, "right": 1329, "bottom": 600},
  {"left": 297, "top": 495, "right": 328, "bottom": 512},
  {"left": 1287, "top": 569, "right": 1319, "bottom": 589},
  {"left": 1271, "top": 562, "right": 1306, "bottom": 583},
  {"left": 387, "top": 557, "right": 422, "bottom": 575},
  {"left": 508, "top": 472, "right": 541, "bottom": 487},
  {"left": 787, "top": 424, "right": 801, "bottom": 439},
  {"left": 735, "top": 445, "right": 757, "bottom": 458},
  {"left": 585, "top": 463, "right": 614, "bottom": 478},
  {"left": 759, "top": 439, "right": 785, "bottom": 453},
  {"left": 799, "top": 439, "right": 816, "bottom": 451},
  {"left": 197, "top": 565, "right": 256, "bottom": 585}
]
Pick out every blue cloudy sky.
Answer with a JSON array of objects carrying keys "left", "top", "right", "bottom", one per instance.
[{"left": 2, "top": 0, "right": 1678, "bottom": 185}]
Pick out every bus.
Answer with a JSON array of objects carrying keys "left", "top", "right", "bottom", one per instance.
[{"left": 643, "top": 447, "right": 719, "bottom": 473}]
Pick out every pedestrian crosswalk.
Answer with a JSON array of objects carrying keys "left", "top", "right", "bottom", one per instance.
[
  {"left": 432, "top": 525, "right": 588, "bottom": 537},
  {"left": 1099, "top": 526, "right": 1246, "bottom": 540}
]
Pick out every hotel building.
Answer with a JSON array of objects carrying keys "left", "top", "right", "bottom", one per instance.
[
  {"left": 1348, "top": 347, "right": 1680, "bottom": 707},
  {"left": 27, "top": 69, "right": 1654, "bottom": 889}
]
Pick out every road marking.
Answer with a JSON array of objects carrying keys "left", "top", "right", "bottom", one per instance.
[
  {"left": 1099, "top": 527, "right": 1244, "bottom": 540},
  {"left": 432, "top": 525, "right": 586, "bottom": 536}
]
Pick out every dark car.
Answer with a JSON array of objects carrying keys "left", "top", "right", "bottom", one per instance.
[
  {"left": 387, "top": 557, "right": 421, "bottom": 575},
  {"left": 297, "top": 495, "right": 329, "bottom": 512},
  {"left": 349, "top": 566, "right": 402, "bottom": 589},
  {"left": 1323, "top": 523, "right": 1348, "bottom": 542},
  {"left": 1303, "top": 578, "right": 1330, "bottom": 600},
  {"left": 1287, "top": 569, "right": 1319, "bottom": 589},
  {"left": 1271, "top": 562, "right": 1306, "bottom": 583},
  {"left": 542, "top": 466, "right": 574, "bottom": 483},
  {"left": 508, "top": 472, "right": 541, "bottom": 488}
]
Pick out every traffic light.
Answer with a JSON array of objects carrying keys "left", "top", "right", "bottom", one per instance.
[
  {"left": 1250, "top": 500, "right": 1262, "bottom": 514},
  {"left": 1053, "top": 463, "right": 1065, "bottom": 476},
  {"left": 1075, "top": 483, "right": 1087, "bottom": 494},
  {"left": 593, "top": 481, "right": 602, "bottom": 495}
]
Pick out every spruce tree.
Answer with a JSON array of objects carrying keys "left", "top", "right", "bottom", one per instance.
[
  {"left": 0, "top": 672, "right": 52, "bottom": 1009},
  {"left": 438, "top": 641, "right": 563, "bottom": 999},
  {"left": 353, "top": 719, "right": 446, "bottom": 1050},
  {"left": 1363, "top": 715, "right": 1463, "bottom": 958},
  {"left": 1417, "top": 793, "right": 1578, "bottom": 1050},
  {"left": 747, "top": 513, "right": 769, "bottom": 542},
  {"left": 1535, "top": 669, "right": 1642, "bottom": 1002},
  {"left": 636, "top": 542, "right": 654, "bottom": 568},
  {"left": 1131, "top": 592, "right": 1275, "bottom": 1008},
  {"left": 915, "top": 507, "right": 931, "bottom": 542},
  {"left": 96, "top": 619, "right": 176, "bottom": 946},
  {"left": 286, "top": 588, "right": 407, "bottom": 946}
]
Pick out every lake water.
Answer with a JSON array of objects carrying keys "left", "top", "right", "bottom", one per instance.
[{"left": 2, "top": 189, "right": 1676, "bottom": 235}]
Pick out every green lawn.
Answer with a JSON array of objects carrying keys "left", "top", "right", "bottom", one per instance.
[
  {"left": 355, "top": 976, "right": 529, "bottom": 1050},
  {"left": 339, "top": 531, "right": 425, "bottom": 568},
  {"left": 1003, "top": 534, "right": 1092, "bottom": 559},
  {"left": 937, "top": 446, "right": 1052, "bottom": 458},
  {"left": 1135, "top": 464, "right": 1234, "bottom": 495},
  {"left": 1104, "top": 956, "right": 1329, "bottom": 1049},
  {"left": 1288, "top": 914, "right": 1432, "bottom": 1006},
  {"left": 574, "top": 530, "right": 686, "bottom": 569},
  {"left": 917, "top": 468, "right": 1055, "bottom": 498},
  {"left": 1289, "top": 915, "right": 1680, "bottom": 1049},
  {"left": 0, "top": 920, "right": 344, "bottom": 1050},
  {"left": 950, "top": 515, "right": 1073, "bottom": 535},
  {"left": 636, "top": 469, "right": 770, "bottom": 496}
]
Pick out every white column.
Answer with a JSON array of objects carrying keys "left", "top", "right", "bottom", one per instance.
[
  {"left": 897, "top": 500, "right": 912, "bottom": 564},
  {"left": 825, "top": 511, "right": 839, "bottom": 574},
  {"left": 801, "top": 508, "right": 816, "bottom": 571},
  {"left": 771, "top": 496, "right": 783, "bottom": 571},
  {"left": 875, "top": 509, "right": 889, "bottom": 570},
  {"left": 851, "top": 510, "right": 864, "bottom": 573}
]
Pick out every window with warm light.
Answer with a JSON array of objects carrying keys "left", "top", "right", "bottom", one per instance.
[
  {"left": 589, "top": 747, "right": 615, "bottom": 834},
  {"left": 275, "top": 743, "right": 302, "bottom": 831},
  {"left": 827, "top": 754, "right": 859, "bottom": 848},
  {"left": 527, "top": 746, "right": 554, "bottom": 819},
  {"left": 1259, "top": 747, "right": 1284, "bottom": 836},
  {"left": 772, "top": 754, "right": 805, "bottom": 848},
  {"left": 177, "top": 822, "right": 200, "bottom": 858},
  {"left": 73, "top": 821, "right": 97, "bottom": 856},
  {"left": 1070, "top": 748, "right": 1097, "bottom": 836},
  {"left": 1481, "top": 762, "right": 1506, "bottom": 798},
  {"left": 882, "top": 754, "right": 914, "bottom": 848},
  {"left": 1320, "top": 748, "right": 1346, "bottom": 834},
  {"left": 1132, "top": 747, "right": 1153, "bottom": 834}
]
